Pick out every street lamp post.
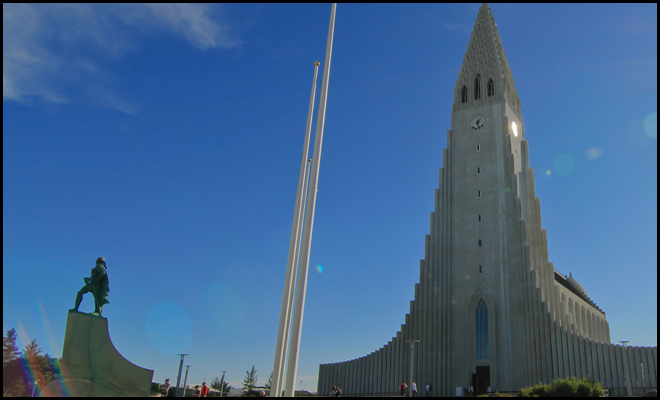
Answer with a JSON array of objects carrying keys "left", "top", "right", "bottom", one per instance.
[
  {"left": 219, "top": 370, "right": 226, "bottom": 397},
  {"left": 181, "top": 365, "right": 191, "bottom": 397},
  {"left": 406, "top": 340, "right": 419, "bottom": 397},
  {"left": 31, "top": 380, "right": 40, "bottom": 397},
  {"left": 618, "top": 341, "right": 632, "bottom": 397},
  {"left": 174, "top": 354, "right": 188, "bottom": 397}
]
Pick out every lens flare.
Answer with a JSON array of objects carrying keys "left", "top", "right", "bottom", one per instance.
[
  {"left": 14, "top": 321, "right": 66, "bottom": 397},
  {"left": 585, "top": 147, "right": 602, "bottom": 160},
  {"left": 553, "top": 154, "right": 574, "bottom": 175},
  {"left": 627, "top": 118, "right": 654, "bottom": 146},
  {"left": 644, "top": 112, "right": 657, "bottom": 139},
  {"left": 546, "top": 170, "right": 552, "bottom": 176},
  {"left": 316, "top": 265, "right": 324, "bottom": 273}
]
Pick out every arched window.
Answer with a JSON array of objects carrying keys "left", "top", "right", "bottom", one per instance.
[
  {"left": 476, "top": 299, "right": 489, "bottom": 359},
  {"left": 474, "top": 75, "right": 481, "bottom": 100},
  {"left": 461, "top": 86, "right": 468, "bottom": 103},
  {"left": 487, "top": 78, "right": 494, "bottom": 97}
]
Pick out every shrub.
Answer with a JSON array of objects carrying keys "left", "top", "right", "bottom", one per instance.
[
  {"left": 516, "top": 377, "right": 604, "bottom": 397},
  {"left": 550, "top": 377, "right": 578, "bottom": 396}
]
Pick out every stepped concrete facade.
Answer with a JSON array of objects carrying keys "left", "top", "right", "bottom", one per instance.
[{"left": 318, "top": 4, "right": 657, "bottom": 396}]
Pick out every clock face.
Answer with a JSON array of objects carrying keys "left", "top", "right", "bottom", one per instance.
[
  {"left": 512, "top": 121, "right": 518, "bottom": 137},
  {"left": 470, "top": 115, "right": 485, "bottom": 130}
]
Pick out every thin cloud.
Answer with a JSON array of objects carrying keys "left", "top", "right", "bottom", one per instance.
[{"left": 3, "top": 3, "right": 241, "bottom": 113}]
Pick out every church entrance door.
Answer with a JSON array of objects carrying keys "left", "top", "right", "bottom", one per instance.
[{"left": 472, "top": 365, "right": 490, "bottom": 395}]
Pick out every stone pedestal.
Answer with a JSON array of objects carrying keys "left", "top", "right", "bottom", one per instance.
[{"left": 46, "top": 310, "right": 154, "bottom": 397}]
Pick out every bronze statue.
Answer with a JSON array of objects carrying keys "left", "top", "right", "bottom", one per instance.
[{"left": 72, "top": 257, "right": 110, "bottom": 315}]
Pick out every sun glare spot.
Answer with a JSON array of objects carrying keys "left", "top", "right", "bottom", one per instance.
[
  {"left": 586, "top": 147, "right": 602, "bottom": 160},
  {"left": 546, "top": 170, "right": 552, "bottom": 176}
]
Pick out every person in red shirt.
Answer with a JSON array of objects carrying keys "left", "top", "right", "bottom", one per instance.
[{"left": 200, "top": 382, "right": 209, "bottom": 397}]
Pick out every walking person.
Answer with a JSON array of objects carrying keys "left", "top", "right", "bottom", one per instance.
[
  {"left": 200, "top": 382, "right": 209, "bottom": 397},
  {"left": 412, "top": 381, "right": 417, "bottom": 397},
  {"left": 192, "top": 385, "right": 201, "bottom": 397},
  {"left": 400, "top": 381, "right": 407, "bottom": 397},
  {"left": 160, "top": 378, "right": 171, "bottom": 397},
  {"left": 425, "top": 382, "right": 432, "bottom": 397}
]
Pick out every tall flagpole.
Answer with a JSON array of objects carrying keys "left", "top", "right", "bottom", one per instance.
[
  {"left": 284, "top": 3, "right": 336, "bottom": 397},
  {"left": 271, "top": 62, "right": 320, "bottom": 397}
]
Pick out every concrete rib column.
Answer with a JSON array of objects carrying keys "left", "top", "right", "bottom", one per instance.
[
  {"left": 352, "top": 358, "right": 357, "bottom": 395},
  {"left": 591, "top": 340, "right": 601, "bottom": 383},
  {"left": 634, "top": 347, "right": 644, "bottom": 391},
  {"left": 341, "top": 361, "right": 347, "bottom": 395},
  {"left": 561, "top": 325, "right": 570, "bottom": 380},
  {"left": 392, "top": 335, "right": 399, "bottom": 393},
  {"left": 344, "top": 360, "right": 350, "bottom": 395},
  {"left": 377, "top": 349, "right": 383, "bottom": 394},
  {"left": 387, "top": 342, "right": 393, "bottom": 395},
  {"left": 613, "top": 345, "right": 624, "bottom": 396},
  {"left": 424, "top": 214, "right": 432, "bottom": 394},
  {"left": 607, "top": 345, "right": 618, "bottom": 393},
  {"left": 360, "top": 356, "right": 366, "bottom": 395},
  {"left": 374, "top": 351, "right": 379, "bottom": 395},
  {"left": 340, "top": 361, "right": 346, "bottom": 394},
  {"left": 346, "top": 360, "right": 351, "bottom": 393},
  {"left": 372, "top": 351, "right": 378, "bottom": 394},
  {"left": 572, "top": 331, "right": 582, "bottom": 380},
  {"left": 398, "top": 333, "right": 404, "bottom": 392},
  {"left": 645, "top": 347, "right": 656, "bottom": 389},
  {"left": 363, "top": 353, "right": 370, "bottom": 394},
  {"left": 543, "top": 301, "right": 553, "bottom": 383},
  {"left": 601, "top": 342, "right": 612, "bottom": 389},
  {"left": 374, "top": 351, "right": 379, "bottom": 394},
  {"left": 578, "top": 336, "right": 588, "bottom": 379},
  {"left": 348, "top": 360, "right": 353, "bottom": 392},
  {"left": 363, "top": 355, "right": 369, "bottom": 395},
  {"left": 438, "top": 156, "right": 446, "bottom": 396},
  {"left": 380, "top": 346, "right": 386, "bottom": 394},
  {"left": 321, "top": 364, "right": 327, "bottom": 396}
]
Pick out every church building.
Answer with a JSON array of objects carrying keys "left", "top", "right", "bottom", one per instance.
[{"left": 318, "top": 4, "right": 657, "bottom": 396}]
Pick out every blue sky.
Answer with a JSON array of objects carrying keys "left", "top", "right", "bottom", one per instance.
[{"left": 3, "top": 3, "right": 657, "bottom": 393}]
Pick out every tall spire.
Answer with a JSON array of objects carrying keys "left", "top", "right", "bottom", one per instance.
[{"left": 453, "top": 4, "right": 520, "bottom": 114}]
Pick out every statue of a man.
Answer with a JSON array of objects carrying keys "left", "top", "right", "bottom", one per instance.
[{"left": 72, "top": 257, "right": 110, "bottom": 315}]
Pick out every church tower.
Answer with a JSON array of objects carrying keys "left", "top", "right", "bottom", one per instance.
[{"left": 318, "top": 5, "right": 655, "bottom": 396}]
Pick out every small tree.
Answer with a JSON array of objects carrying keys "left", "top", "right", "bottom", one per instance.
[
  {"left": 265, "top": 371, "right": 273, "bottom": 390},
  {"left": 3, "top": 328, "right": 21, "bottom": 365},
  {"left": 211, "top": 377, "right": 233, "bottom": 396},
  {"left": 242, "top": 365, "right": 258, "bottom": 393}
]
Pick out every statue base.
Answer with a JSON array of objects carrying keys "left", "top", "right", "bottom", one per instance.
[{"left": 44, "top": 310, "right": 154, "bottom": 397}]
